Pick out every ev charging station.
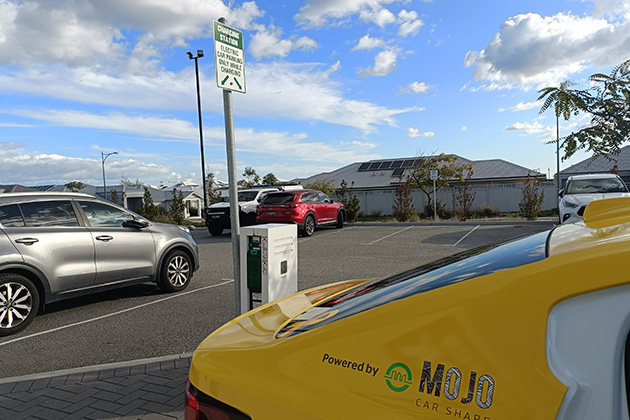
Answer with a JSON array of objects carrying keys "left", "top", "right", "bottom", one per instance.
[{"left": 239, "top": 224, "right": 298, "bottom": 313}]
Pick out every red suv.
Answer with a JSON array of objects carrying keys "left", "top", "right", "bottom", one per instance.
[{"left": 256, "top": 190, "right": 346, "bottom": 236}]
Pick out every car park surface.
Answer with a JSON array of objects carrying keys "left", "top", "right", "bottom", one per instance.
[
  {"left": 0, "top": 221, "right": 553, "bottom": 380},
  {"left": 186, "top": 199, "right": 630, "bottom": 420}
]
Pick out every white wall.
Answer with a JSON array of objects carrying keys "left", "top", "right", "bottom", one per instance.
[{"left": 353, "top": 181, "right": 558, "bottom": 216}]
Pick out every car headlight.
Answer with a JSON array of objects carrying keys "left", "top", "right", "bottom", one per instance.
[
  {"left": 561, "top": 198, "right": 580, "bottom": 209},
  {"left": 178, "top": 225, "right": 191, "bottom": 234}
]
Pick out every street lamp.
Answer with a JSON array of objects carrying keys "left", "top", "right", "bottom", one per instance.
[
  {"left": 187, "top": 49, "right": 208, "bottom": 211},
  {"left": 101, "top": 151, "right": 118, "bottom": 201}
]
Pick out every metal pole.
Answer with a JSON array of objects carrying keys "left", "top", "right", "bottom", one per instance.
[
  {"left": 193, "top": 56, "right": 208, "bottom": 211},
  {"left": 101, "top": 152, "right": 107, "bottom": 201},
  {"left": 556, "top": 114, "right": 561, "bottom": 223},
  {"left": 220, "top": 18, "right": 242, "bottom": 315},
  {"left": 433, "top": 179, "right": 437, "bottom": 221}
]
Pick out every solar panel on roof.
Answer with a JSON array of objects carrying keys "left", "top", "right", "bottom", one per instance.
[
  {"left": 402, "top": 160, "right": 415, "bottom": 168},
  {"left": 358, "top": 162, "right": 370, "bottom": 171},
  {"left": 392, "top": 168, "right": 405, "bottom": 177},
  {"left": 379, "top": 161, "right": 392, "bottom": 169},
  {"left": 391, "top": 160, "right": 403, "bottom": 168},
  {"left": 368, "top": 162, "right": 381, "bottom": 170}
]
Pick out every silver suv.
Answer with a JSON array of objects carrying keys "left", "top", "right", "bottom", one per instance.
[{"left": 0, "top": 192, "right": 200, "bottom": 336}]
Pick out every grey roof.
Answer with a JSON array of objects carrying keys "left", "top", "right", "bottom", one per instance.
[
  {"left": 560, "top": 145, "right": 630, "bottom": 174},
  {"left": 297, "top": 155, "right": 543, "bottom": 189}
]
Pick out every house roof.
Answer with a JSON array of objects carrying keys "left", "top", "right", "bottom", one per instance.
[
  {"left": 297, "top": 155, "right": 543, "bottom": 189},
  {"left": 560, "top": 145, "right": 630, "bottom": 175}
]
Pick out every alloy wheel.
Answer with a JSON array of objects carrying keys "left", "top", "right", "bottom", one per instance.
[{"left": 0, "top": 282, "right": 33, "bottom": 330}]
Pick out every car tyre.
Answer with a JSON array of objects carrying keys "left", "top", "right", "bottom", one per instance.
[
  {"left": 303, "top": 214, "right": 316, "bottom": 237},
  {"left": 0, "top": 274, "right": 39, "bottom": 337},
  {"left": 158, "top": 250, "right": 193, "bottom": 293},
  {"left": 208, "top": 224, "right": 223, "bottom": 236},
  {"left": 336, "top": 211, "right": 345, "bottom": 229}
]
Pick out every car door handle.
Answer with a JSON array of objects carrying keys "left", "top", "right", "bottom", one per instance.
[
  {"left": 14, "top": 238, "right": 39, "bottom": 246},
  {"left": 95, "top": 235, "right": 114, "bottom": 242}
]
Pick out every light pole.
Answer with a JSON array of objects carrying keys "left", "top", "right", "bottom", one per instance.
[
  {"left": 187, "top": 49, "right": 208, "bottom": 212},
  {"left": 101, "top": 151, "right": 118, "bottom": 201}
]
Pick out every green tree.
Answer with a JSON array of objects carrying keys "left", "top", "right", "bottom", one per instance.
[
  {"left": 336, "top": 179, "right": 361, "bottom": 222},
  {"left": 241, "top": 167, "right": 261, "bottom": 187},
  {"left": 262, "top": 172, "right": 279, "bottom": 185},
  {"left": 519, "top": 173, "right": 545, "bottom": 221},
  {"left": 393, "top": 175, "right": 415, "bottom": 222},
  {"left": 538, "top": 58, "right": 630, "bottom": 161},
  {"left": 65, "top": 181, "right": 85, "bottom": 192},
  {"left": 169, "top": 188, "right": 186, "bottom": 225},
  {"left": 408, "top": 154, "right": 473, "bottom": 207},
  {"left": 305, "top": 179, "right": 336, "bottom": 196},
  {"left": 206, "top": 172, "right": 222, "bottom": 204},
  {"left": 111, "top": 189, "right": 119, "bottom": 204},
  {"left": 138, "top": 187, "right": 158, "bottom": 220}
]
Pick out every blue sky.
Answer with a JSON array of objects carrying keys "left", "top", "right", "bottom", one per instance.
[{"left": 1, "top": 0, "right": 630, "bottom": 187}]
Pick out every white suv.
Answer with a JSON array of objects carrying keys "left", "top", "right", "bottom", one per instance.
[{"left": 559, "top": 173, "right": 630, "bottom": 223}]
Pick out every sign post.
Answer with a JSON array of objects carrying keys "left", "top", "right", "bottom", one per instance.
[{"left": 214, "top": 18, "right": 246, "bottom": 314}]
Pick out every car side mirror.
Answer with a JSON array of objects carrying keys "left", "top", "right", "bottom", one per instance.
[
  {"left": 558, "top": 189, "right": 564, "bottom": 198},
  {"left": 123, "top": 219, "right": 150, "bottom": 229}
]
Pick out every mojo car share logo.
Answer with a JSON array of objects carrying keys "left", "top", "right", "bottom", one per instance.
[{"left": 384, "top": 362, "right": 413, "bottom": 392}]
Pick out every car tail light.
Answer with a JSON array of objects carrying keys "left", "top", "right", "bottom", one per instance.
[
  {"left": 185, "top": 378, "right": 252, "bottom": 420},
  {"left": 184, "top": 379, "right": 199, "bottom": 420}
]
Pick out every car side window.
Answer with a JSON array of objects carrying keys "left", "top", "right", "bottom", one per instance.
[
  {"left": 301, "top": 193, "right": 316, "bottom": 203},
  {"left": 316, "top": 192, "right": 330, "bottom": 203},
  {"left": 20, "top": 201, "right": 79, "bottom": 227},
  {"left": 0, "top": 204, "right": 25, "bottom": 227},
  {"left": 79, "top": 201, "right": 135, "bottom": 227}
]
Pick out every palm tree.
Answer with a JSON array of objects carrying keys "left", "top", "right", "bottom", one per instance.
[{"left": 537, "top": 81, "right": 588, "bottom": 191}]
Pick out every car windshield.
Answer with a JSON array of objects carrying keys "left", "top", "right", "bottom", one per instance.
[
  {"left": 565, "top": 178, "right": 628, "bottom": 194},
  {"left": 236, "top": 191, "right": 259, "bottom": 202},
  {"left": 261, "top": 193, "right": 296, "bottom": 205}
]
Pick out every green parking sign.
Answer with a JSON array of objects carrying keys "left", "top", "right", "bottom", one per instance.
[{"left": 213, "top": 20, "right": 246, "bottom": 93}]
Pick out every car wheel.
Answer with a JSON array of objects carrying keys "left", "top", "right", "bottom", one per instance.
[
  {"left": 336, "top": 211, "right": 345, "bottom": 229},
  {"left": 0, "top": 274, "right": 39, "bottom": 337},
  {"left": 303, "top": 214, "right": 316, "bottom": 237},
  {"left": 208, "top": 224, "right": 223, "bottom": 236},
  {"left": 158, "top": 250, "right": 193, "bottom": 292}
]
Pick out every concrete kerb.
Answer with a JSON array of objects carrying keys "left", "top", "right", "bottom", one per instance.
[{"left": 0, "top": 352, "right": 194, "bottom": 385}]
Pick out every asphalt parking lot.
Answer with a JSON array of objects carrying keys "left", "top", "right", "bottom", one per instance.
[{"left": 0, "top": 221, "right": 555, "bottom": 380}]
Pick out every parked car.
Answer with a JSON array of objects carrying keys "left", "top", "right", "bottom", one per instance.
[
  {"left": 0, "top": 192, "right": 199, "bottom": 336},
  {"left": 256, "top": 189, "right": 346, "bottom": 236},
  {"left": 559, "top": 173, "right": 630, "bottom": 223},
  {"left": 205, "top": 188, "right": 280, "bottom": 236},
  {"left": 187, "top": 197, "right": 630, "bottom": 420}
]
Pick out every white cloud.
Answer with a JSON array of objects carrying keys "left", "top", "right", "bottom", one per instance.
[
  {"left": 465, "top": 11, "right": 630, "bottom": 89},
  {"left": 359, "top": 49, "right": 398, "bottom": 77},
  {"left": 359, "top": 7, "right": 396, "bottom": 27},
  {"left": 397, "top": 9, "right": 424, "bottom": 37},
  {"left": 295, "top": 0, "right": 398, "bottom": 27},
  {"left": 352, "top": 34, "right": 385, "bottom": 51},
  {"left": 461, "top": 126, "right": 468, "bottom": 132},
  {"left": 408, "top": 127, "right": 434, "bottom": 138},
  {"left": 498, "top": 101, "right": 543, "bottom": 112},
  {"left": 399, "top": 81, "right": 432, "bottom": 94},
  {"left": 0, "top": 0, "right": 264, "bottom": 69},
  {"left": 505, "top": 120, "right": 548, "bottom": 135},
  {"left": 249, "top": 26, "right": 318, "bottom": 59}
]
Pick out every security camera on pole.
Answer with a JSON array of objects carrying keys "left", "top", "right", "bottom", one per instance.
[{"left": 214, "top": 18, "right": 246, "bottom": 314}]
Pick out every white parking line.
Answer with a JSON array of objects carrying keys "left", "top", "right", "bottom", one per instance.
[
  {"left": 453, "top": 225, "right": 480, "bottom": 247},
  {"left": 0, "top": 280, "right": 234, "bottom": 347},
  {"left": 366, "top": 226, "right": 414, "bottom": 245}
]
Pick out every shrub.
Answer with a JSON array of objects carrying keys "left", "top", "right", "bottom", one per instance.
[{"left": 472, "top": 204, "right": 501, "bottom": 219}]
